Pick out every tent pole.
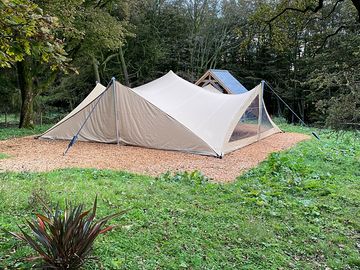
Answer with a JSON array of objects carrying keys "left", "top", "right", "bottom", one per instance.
[
  {"left": 112, "top": 77, "right": 120, "bottom": 145},
  {"left": 63, "top": 80, "right": 113, "bottom": 156},
  {"left": 257, "top": 80, "right": 264, "bottom": 140}
]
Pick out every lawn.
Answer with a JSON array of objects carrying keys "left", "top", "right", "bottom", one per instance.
[
  {"left": 0, "top": 124, "right": 52, "bottom": 141},
  {"left": 0, "top": 124, "right": 359, "bottom": 269}
]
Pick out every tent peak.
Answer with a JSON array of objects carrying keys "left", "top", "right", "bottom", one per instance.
[{"left": 167, "top": 70, "right": 176, "bottom": 75}]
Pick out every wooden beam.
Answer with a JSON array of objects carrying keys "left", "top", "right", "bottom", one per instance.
[
  {"left": 195, "top": 70, "right": 211, "bottom": 85},
  {"left": 209, "top": 70, "right": 233, "bottom": 94}
]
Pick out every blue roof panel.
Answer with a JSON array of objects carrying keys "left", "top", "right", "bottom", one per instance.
[{"left": 210, "top": 69, "right": 247, "bottom": 94}]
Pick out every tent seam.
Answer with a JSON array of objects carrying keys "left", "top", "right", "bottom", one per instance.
[{"left": 124, "top": 83, "right": 220, "bottom": 156}]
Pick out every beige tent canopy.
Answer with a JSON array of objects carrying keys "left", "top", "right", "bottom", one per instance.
[
  {"left": 40, "top": 71, "right": 281, "bottom": 157},
  {"left": 202, "top": 84, "right": 221, "bottom": 94}
]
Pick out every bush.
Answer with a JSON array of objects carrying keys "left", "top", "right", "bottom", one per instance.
[{"left": 5, "top": 196, "right": 125, "bottom": 269}]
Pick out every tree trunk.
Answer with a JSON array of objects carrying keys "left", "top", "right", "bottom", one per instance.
[
  {"left": 4, "top": 109, "right": 7, "bottom": 127},
  {"left": 17, "top": 59, "right": 34, "bottom": 128},
  {"left": 277, "top": 98, "right": 282, "bottom": 117},
  {"left": 92, "top": 55, "right": 100, "bottom": 83},
  {"left": 119, "top": 46, "right": 130, "bottom": 87}
]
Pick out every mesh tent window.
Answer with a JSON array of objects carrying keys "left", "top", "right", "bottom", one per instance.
[
  {"left": 228, "top": 84, "right": 276, "bottom": 143},
  {"left": 229, "top": 97, "right": 259, "bottom": 142}
]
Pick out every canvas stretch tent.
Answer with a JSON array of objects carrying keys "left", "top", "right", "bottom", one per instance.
[{"left": 40, "top": 71, "right": 281, "bottom": 157}]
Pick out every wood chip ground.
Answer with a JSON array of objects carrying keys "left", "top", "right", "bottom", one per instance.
[{"left": 0, "top": 132, "right": 310, "bottom": 182}]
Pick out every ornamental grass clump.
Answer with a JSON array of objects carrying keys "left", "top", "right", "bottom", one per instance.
[{"left": 7, "top": 196, "right": 125, "bottom": 269}]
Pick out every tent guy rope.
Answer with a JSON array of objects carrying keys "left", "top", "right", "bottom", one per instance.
[{"left": 264, "top": 81, "right": 320, "bottom": 140}]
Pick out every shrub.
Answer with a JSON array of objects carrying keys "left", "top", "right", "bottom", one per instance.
[{"left": 6, "top": 196, "right": 125, "bottom": 269}]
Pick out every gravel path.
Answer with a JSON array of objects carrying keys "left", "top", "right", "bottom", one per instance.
[{"left": 0, "top": 132, "right": 310, "bottom": 182}]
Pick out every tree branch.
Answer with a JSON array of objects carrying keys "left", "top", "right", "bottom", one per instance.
[
  {"left": 267, "top": 0, "right": 324, "bottom": 23},
  {"left": 325, "top": 0, "right": 345, "bottom": 19},
  {"left": 303, "top": 0, "right": 344, "bottom": 28},
  {"left": 33, "top": 70, "right": 57, "bottom": 96},
  {"left": 351, "top": 0, "right": 360, "bottom": 22},
  {"left": 95, "top": 0, "right": 112, "bottom": 9},
  {"left": 314, "top": 25, "right": 345, "bottom": 55}
]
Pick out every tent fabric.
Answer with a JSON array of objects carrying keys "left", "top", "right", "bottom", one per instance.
[
  {"left": 41, "top": 84, "right": 117, "bottom": 143},
  {"left": 40, "top": 71, "right": 281, "bottom": 156},
  {"left": 202, "top": 84, "right": 222, "bottom": 93},
  {"left": 42, "top": 83, "right": 106, "bottom": 136}
]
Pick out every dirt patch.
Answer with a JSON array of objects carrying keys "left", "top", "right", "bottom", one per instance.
[{"left": 0, "top": 132, "right": 310, "bottom": 182}]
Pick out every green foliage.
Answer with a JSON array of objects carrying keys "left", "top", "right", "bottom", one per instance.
[
  {"left": 5, "top": 196, "right": 124, "bottom": 269},
  {"left": 0, "top": 153, "right": 10, "bottom": 159},
  {"left": 0, "top": 70, "right": 19, "bottom": 115},
  {"left": 0, "top": 124, "right": 51, "bottom": 140},
  {"left": 30, "top": 0, "right": 134, "bottom": 117},
  {"left": 1, "top": 0, "right": 359, "bottom": 128},
  {"left": 325, "top": 91, "right": 360, "bottom": 130},
  {"left": 0, "top": 124, "right": 359, "bottom": 269},
  {"left": 0, "top": 0, "right": 70, "bottom": 71},
  {"left": 156, "top": 170, "right": 209, "bottom": 185},
  {"left": 237, "top": 0, "right": 360, "bottom": 127}
]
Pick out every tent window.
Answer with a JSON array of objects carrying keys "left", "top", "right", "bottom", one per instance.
[
  {"left": 259, "top": 100, "right": 273, "bottom": 133},
  {"left": 229, "top": 97, "right": 259, "bottom": 142},
  {"left": 229, "top": 97, "right": 275, "bottom": 143}
]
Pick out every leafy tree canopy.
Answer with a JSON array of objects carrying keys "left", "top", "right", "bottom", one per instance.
[{"left": 0, "top": 0, "right": 70, "bottom": 71}]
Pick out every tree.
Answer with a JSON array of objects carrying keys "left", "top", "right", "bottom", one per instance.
[
  {"left": 305, "top": 31, "right": 360, "bottom": 130},
  {"left": 36, "top": 0, "right": 133, "bottom": 106},
  {"left": 0, "top": 0, "right": 358, "bottom": 130},
  {"left": 237, "top": 0, "right": 360, "bottom": 128},
  {"left": 0, "top": 0, "right": 132, "bottom": 128},
  {"left": 267, "top": 0, "right": 360, "bottom": 24},
  {"left": 0, "top": 0, "right": 71, "bottom": 128}
]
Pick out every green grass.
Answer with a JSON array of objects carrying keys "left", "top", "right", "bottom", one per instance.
[
  {"left": 0, "top": 113, "right": 19, "bottom": 123},
  {"left": 0, "top": 124, "right": 359, "bottom": 269},
  {"left": 0, "top": 153, "right": 10, "bottom": 159},
  {"left": 0, "top": 124, "right": 52, "bottom": 140}
]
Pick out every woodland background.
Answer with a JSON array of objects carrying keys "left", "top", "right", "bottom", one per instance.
[{"left": 0, "top": 0, "right": 359, "bottom": 129}]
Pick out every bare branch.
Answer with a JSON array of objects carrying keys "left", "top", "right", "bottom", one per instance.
[
  {"left": 314, "top": 25, "right": 346, "bottom": 55},
  {"left": 325, "top": 0, "right": 345, "bottom": 19},
  {"left": 303, "top": 0, "right": 344, "bottom": 28},
  {"left": 267, "top": 0, "right": 324, "bottom": 23}
]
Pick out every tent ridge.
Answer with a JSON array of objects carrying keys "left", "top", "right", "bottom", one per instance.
[{"left": 123, "top": 82, "right": 220, "bottom": 156}]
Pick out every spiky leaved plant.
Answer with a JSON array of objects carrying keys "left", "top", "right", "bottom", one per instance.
[{"left": 7, "top": 196, "right": 125, "bottom": 269}]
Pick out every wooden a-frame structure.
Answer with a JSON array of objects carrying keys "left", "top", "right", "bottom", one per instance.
[{"left": 195, "top": 69, "right": 248, "bottom": 94}]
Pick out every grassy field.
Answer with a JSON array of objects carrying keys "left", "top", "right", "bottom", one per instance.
[
  {"left": 0, "top": 124, "right": 359, "bottom": 269},
  {"left": 0, "top": 124, "right": 52, "bottom": 141}
]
